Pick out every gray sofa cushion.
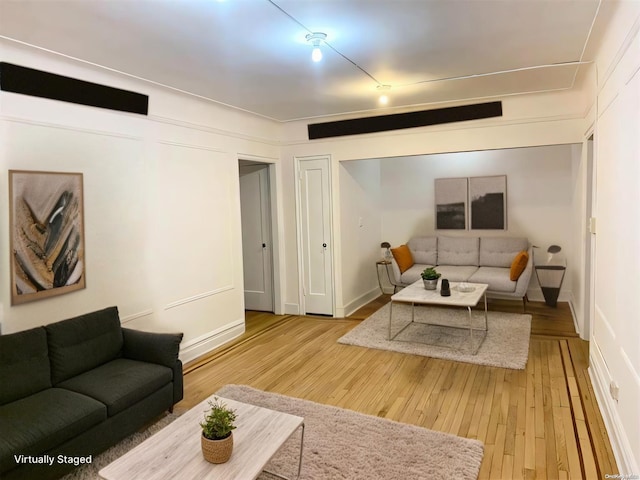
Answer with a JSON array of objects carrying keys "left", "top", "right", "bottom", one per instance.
[
  {"left": 407, "top": 236, "right": 437, "bottom": 265},
  {"left": 46, "top": 306, "right": 123, "bottom": 385},
  {"left": 0, "top": 388, "right": 106, "bottom": 473},
  {"left": 57, "top": 358, "right": 173, "bottom": 417},
  {"left": 399, "top": 263, "right": 435, "bottom": 285},
  {"left": 0, "top": 327, "right": 51, "bottom": 405},
  {"left": 469, "top": 267, "right": 517, "bottom": 292},
  {"left": 433, "top": 265, "right": 479, "bottom": 282},
  {"left": 437, "top": 236, "right": 480, "bottom": 266},
  {"left": 479, "top": 237, "right": 528, "bottom": 268}
]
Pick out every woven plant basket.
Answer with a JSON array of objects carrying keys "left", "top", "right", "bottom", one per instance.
[{"left": 201, "top": 432, "right": 234, "bottom": 464}]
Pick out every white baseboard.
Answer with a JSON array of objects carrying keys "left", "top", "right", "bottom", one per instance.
[
  {"left": 179, "top": 319, "right": 245, "bottom": 364},
  {"left": 284, "top": 303, "right": 300, "bottom": 315},
  {"left": 589, "top": 340, "right": 639, "bottom": 475},
  {"left": 343, "top": 287, "right": 382, "bottom": 317},
  {"left": 567, "top": 295, "right": 583, "bottom": 339}
]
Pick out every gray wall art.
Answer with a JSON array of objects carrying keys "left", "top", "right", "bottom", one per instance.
[
  {"left": 435, "top": 177, "right": 468, "bottom": 229},
  {"left": 469, "top": 175, "right": 507, "bottom": 230},
  {"left": 9, "top": 170, "right": 86, "bottom": 304}
]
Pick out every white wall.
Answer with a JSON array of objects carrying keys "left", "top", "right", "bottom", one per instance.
[
  {"left": 587, "top": 4, "right": 640, "bottom": 474},
  {"left": 0, "top": 40, "right": 281, "bottom": 363},
  {"left": 339, "top": 160, "right": 382, "bottom": 314}
]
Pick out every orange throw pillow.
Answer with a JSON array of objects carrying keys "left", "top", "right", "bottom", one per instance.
[
  {"left": 391, "top": 245, "right": 414, "bottom": 273},
  {"left": 510, "top": 251, "right": 529, "bottom": 281}
]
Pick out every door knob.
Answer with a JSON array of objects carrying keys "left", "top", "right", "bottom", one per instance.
[
  {"left": 322, "top": 243, "right": 327, "bottom": 248},
  {"left": 262, "top": 243, "right": 266, "bottom": 248}
]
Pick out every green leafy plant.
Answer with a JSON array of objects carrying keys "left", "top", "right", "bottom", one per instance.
[
  {"left": 421, "top": 267, "right": 441, "bottom": 280},
  {"left": 200, "top": 398, "right": 237, "bottom": 440}
]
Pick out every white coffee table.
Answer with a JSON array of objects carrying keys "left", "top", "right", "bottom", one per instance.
[
  {"left": 389, "top": 280, "right": 489, "bottom": 354},
  {"left": 99, "top": 395, "right": 304, "bottom": 480}
]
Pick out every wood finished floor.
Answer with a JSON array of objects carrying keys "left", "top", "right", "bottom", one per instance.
[{"left": 181, "top": 296, "right": 618, "bottom": 480}]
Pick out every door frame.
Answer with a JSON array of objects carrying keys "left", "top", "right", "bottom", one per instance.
[
  {"left": 294, "top": 154, "right": 335, "bottom": 316},
  {"left": 238, "top": 155, "right": 284, "bottom": 315},
  {"left": 584, "top": 131, "right": 596, "bottom": 341}
]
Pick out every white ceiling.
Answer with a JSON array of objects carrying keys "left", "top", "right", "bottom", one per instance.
[{"left": 0, "top": 0, "right": 605, "bottom": 122}]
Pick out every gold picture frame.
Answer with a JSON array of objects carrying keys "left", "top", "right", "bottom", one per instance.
[{"left": 9, "top": 170, "right": 86, "bottom": 305}]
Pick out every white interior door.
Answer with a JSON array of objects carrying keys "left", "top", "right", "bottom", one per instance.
[
  {"left": 298, "top": 157, "right": 334, "bottom": 316},
  {"left": 239, "top": 164, "right": 273, "bottom": 312}
]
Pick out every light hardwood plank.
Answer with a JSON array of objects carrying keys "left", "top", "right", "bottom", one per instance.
[{"left": 179, "top": 298, "right": 618, "bottom": 479}]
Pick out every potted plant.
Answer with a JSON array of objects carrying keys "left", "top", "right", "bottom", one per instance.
[
  {"left": 200, "top": 398, "right": 237, "bottom": 464},
  {"left": 421, "top": 267, "right": 441, "bottom": 290}
]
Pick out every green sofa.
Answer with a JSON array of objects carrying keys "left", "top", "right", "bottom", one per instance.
[{"left": 0, "top": 307, "right": 183, "bottom": 480}]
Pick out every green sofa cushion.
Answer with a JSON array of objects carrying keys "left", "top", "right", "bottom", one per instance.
[
  {"left": 45, "top": 306, "right": 123, "bottom": 384},
  {"left": 0, "top": 327, "right": 51, "bottom": 405},
  {"left": 57, "top": 358, "right": 173, "bottom": 416},
  {"left": 0, "top": 388, "right": 106, "bottom": 474}
]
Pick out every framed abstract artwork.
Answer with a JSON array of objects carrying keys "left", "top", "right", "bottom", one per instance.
[
  {"left": 469, "top": 175, "right": 507, "bottom": 230},
  {"left": 9, "top": 170, "right": 86, "bottom": 304},
  {"left": 435, "top": 177, "right": 468, "bottom": 230}
]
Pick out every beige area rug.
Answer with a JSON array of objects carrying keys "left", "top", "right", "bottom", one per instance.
[
  {"left": 60, "top": 385, "right": 483, "bottom": 480},
  {"left": 217, "top": 384, "right": 484, "bottom": 480},
  {"left": 338, "top": 303, "right": 531, "bottom": 369}
]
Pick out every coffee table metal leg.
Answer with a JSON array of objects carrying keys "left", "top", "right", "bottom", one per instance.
[
  {"left": 468, "top": 306, "right": 473, "bottom": 350},
  {"left": 484, "top": 293, "right": 488, "bottom": 330},
  {"left": 263, "top": 422, "right": 305, "bottom": 480},
  {"left": 388, "top": 300, "right": 393, "bottom": 340}
]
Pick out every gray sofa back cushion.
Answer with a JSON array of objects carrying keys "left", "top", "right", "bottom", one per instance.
[
  {"left": 479, "top": 237, "right": 529, "bottom": 267},
  {"left": 0, "top": 327, "right": 51, "bottom": 405},
  {"left": 407, "top": 236, "right": 437, "bottom": 265},
  {"left": 437, "top": 236, "right": 480, "bottom": 266},
  {"left": 46, "top": 306, "right": 124, "bottom": 385}
]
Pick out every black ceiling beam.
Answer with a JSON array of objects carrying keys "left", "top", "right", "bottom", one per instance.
[{"left": 308, "top": 101, "right": 502, "bottom": 140}]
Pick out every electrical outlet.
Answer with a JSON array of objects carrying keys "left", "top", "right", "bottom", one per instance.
[{"left": 609, "top": 381, "right": 619, "bottom": 402}]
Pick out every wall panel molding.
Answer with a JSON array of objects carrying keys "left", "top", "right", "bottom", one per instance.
[
  {"left": 590, "top": 341, "right": 639, "bottom": 475},
  {"left": 1, "top": 115, "right": 143, "bottom": 141},
  {"left": 120, "top": 309, "right": 154, "bottom": 324},
  {"left": 165, "top": 286, "right": 235, "bottom": 311},
  {"left": 150, "top": 115, "right": 279, "bottom": 147}
]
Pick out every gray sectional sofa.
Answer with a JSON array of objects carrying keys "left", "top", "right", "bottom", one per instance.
[
  {"left": 0, "top": 307, "right": 183, "bottom": 480},
  {"left": 390, "top": 236, "right": 533, "bottom": 307}
]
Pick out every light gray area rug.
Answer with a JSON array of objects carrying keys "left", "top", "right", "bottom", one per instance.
[
  {"left": 217, "top": 384, "right": 484, "bottom": 480},
  {"left": 60, "top": 413, "right": 179, "bottom": 480},
  {"left": 339, "top": 303, "right": 531, "bottom": 369}
]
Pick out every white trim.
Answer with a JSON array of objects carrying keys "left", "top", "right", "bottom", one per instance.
[
  {"left": 0, "top": 115, "right": 143, "bottom": 140},
  {"left": 284, "top": 303, "right": 300, "bottom": 315},
  {"left": 120, "top": 309, "right": 154, "bottom": 325},
  {"left": 599, "top": 14, "right": 640, "bottom": 93},
  {"left": 589, "top": 340, "right": 639, "bottom": 475},
  {"left": 567, "top": 294, "right": 583, "bottom": 339},
  {"left": 179, "top": 318, "right": 245, "bottom": 364},
  {"left": 343, "top": 287, "right": 381, "bottom": 318},
  {"left": 156, "top": 140, "right": 228, "bottom": 153},
  {"left": 165, "top": 286, "right": 234, "bottom": 310}
]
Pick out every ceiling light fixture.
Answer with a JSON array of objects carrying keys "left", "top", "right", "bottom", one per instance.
[
  {"left": 377, "top": 85, "right": 391, "bottom": 105},
  {"left": 306, "top": 32, "right": 327, "bottom": 62}
]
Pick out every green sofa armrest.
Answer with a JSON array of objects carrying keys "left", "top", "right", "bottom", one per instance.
[
  {"left": 122, "top": 329, "right": 183, "bottom": 369},
  {"left": 122, "top": 329, "right": 184, "bottom": 405}
]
